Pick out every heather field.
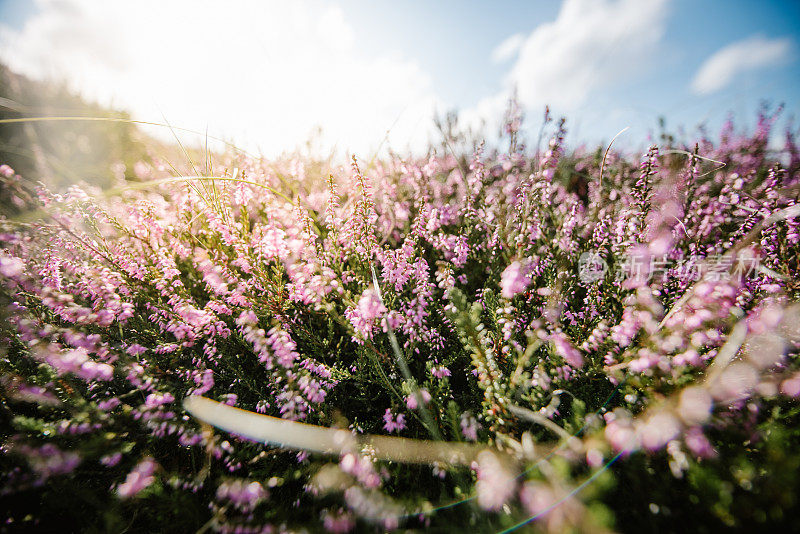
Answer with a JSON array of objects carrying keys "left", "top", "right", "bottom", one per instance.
[
  {"left": 1, "top": 100, "right": 800, "bottom": 533},
  {"left": 0, "top": 1, "right": 799, "bottom": 531}
]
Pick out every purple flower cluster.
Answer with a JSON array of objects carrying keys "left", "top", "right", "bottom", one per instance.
[
  {"left": 117, "top": 458, "right": 157, "bottom": 498},
  {"left": 216, "top": 479, "right": 267, "bottom": 512},
  {"left": 1, "top": 102, "right": 799, "bottom": 531}
]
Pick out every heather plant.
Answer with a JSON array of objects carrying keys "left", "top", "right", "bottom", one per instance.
[{"left": 1, "top": 102, "right": 800, "bottom": 533}]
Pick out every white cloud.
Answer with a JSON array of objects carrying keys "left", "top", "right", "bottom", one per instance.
[
  {"left": 463, "top": 0, "right": 668, "bottom": 132},
  {"left": 491, "top": 33, "right": 525, "bottom": 63},
  {"left": 511, "top": 0, "right": 668, "bottom": 110},
  {"left": 691, "top": 35, "right": 793, "bottom": 95},
  {"left": 0, "top": 0, "right": 440, "bottom": 157}
]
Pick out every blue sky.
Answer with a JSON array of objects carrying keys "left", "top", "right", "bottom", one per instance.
[
  {"left": 345, "top": 0, "right": 800, "bottom": 109},
  {"left": 0, "top": 0, "right": 798, "bottom": 155}
]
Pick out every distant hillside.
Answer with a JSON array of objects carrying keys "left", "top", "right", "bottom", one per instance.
[{"left": 0, "top": 62, "right": 152, "bottom": 191}]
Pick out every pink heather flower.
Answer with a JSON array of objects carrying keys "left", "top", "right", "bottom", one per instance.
[
  {"left": 452, "top": 234, "right": 469, "bottom": 268},
  {"left": 216, "top": 479, "right": 267, "bottom": 512},
  {"left": 684, "top": 426, "right": 716, "bottom": 458},
  {"left": 0, "top": 255, "right": 24, "bottom": 278},
  {"left": 322, "top": 509, "right": 354, "bottom": 533},
  {"left": 54, "top": 349, "right": 88, "bottom": 373},
  {"left": 3, "top": 380, "right": 60, "bottom": 406},
  {"left": 46, "top": 348, "right": 114, "bottom": 382},
  {"left": 0, "top": 164, "right": 14, "bottom": 177},
  {"left": 551, "top": 331, "right": 584, "bottom": 368},
  {"left": 79, "top": 360, "right": 114, "bottom": 381},
  {"left": 266, "top": 327, "right": 299, "bottom": 368},
  {"left": 405, "top": 389, "right": 431, "bottom": 410},
  {"left": 345, "top": 288, "right": 386, "bottom": 341},
  {"left": 220, "top": 393, "right": 238, "bottom": 406},
  {"left": 14, "top": 443, "right": 81, "bottom": 480},
  {"left": 97, "top": 397, "right": 120, "bottom": 411},
  {"left": 782, "top": 373, "right": 800, "bottom": 397},
  {"left": 101, "top": 452, "right": 123, "bottom": 467},
  {"left": 460, "top": 412, "right": 479, "bottom": 441},
  {"left": 520, "top": 481, "right": 557, "bottom": 518},
  {"left": 143, "top": 392, "right": 174, "bottom": 409},
  {"left": 586, "top": 448, "right": 604, "bottom": 468},
  {"left": 339, "top": 452, "right": 382, "bottom": 488},
  {"left": 639, "top": 412, "right": 680, "bottom": 451},
  {"left": 475, "top": 450, "right": 516, "bottom": 511},
  {"left": 125, "top": 343, "right": 148, "bottom": 356},
  {"left": 500, "top": 260, "right": 531, "bottom": 299},
  {"left": 117, "top": 458, "right": 157, "bottom": 498},
  {"left": 520, "top": 480, "right": 581, "bottom": 532},
  {"left": 382, "top": 408, "right": 406, "bottom": 433},
  {"left": 431, "top": 366, "right": 451, "bottom": 379},
  {"left": 604, "top": 412, "right": 639, "bottom": 453}
]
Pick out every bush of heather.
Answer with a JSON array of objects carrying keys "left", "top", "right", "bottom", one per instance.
[{"left": 1, "top": 105, "right": 800, "bottom": 533}]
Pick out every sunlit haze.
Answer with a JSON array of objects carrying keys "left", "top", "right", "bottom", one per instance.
[{"left": 1, "top": 0, "right": 798, "bottom": 155}]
